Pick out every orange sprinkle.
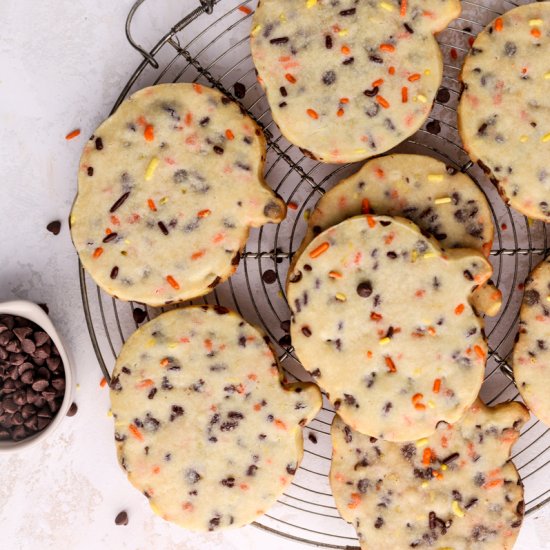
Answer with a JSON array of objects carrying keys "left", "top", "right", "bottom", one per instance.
[
  {"left": 367, "top": 215, "right": 376, "bottom": 228},
  {"left": 455, "top": 303, "right": 465, "bottom": 315},
  {"left": 93, "top": 247, "right": 104, "bottom": 259},
  {"left": 340, "top": 97, "right": 349, "bottom": 104},
  {"left": 185, "top": 112, "right": 193, "bottom": 126},
  {"left": 65, "top": 129, "right": 81, "bottom": 140},
  {"left": 348, "top": 493, "right": 362, "bottom": 509},
  {"left": 371, "top": 312, "right": 382, "bottom": 321},
  {"left": 182, "top": 502, "right": 194, "bottom": 511},
  {"left": 166, "top": 275, "right": 180, "bottom": 290},
  {"left": 376, "top": 95, "right": 390, "bottom": 109},
  {"left": 309, "top": 242, "right": 330, "bottom": 259},
  {"left": 160, "top": 358, "right": 170, "bottom": 367},
  {"left": 385, "top": 356, "right": 397, "bottom": 373},
  {"left": 198, "top": 209, "right": 211, "bottom": 218},
  {"left": 415, "top": 289, "right": 425, "bottom": 298},
  {"left": 474, "top": 345, "right": 486, "bottom": 359},
  {"left": 341, "top": 45, "right": 351, "bottom": 55},
  {"left": 274, "top": 419, "right": 287, "bottom": 430},
  {"left": 494, "top": 17, "right": 503, "bottom": 32},
  {"left": 433, "top": 378, "right": 441, "bottom": 393},
  {"left": 137, "top": 379, "right": 154, "bottom": 388},
  {"left": 337, "top": 108, "right": 345, "bottom": 117},
  {"left": 248, "top": 373, "right": 258, "bottom": 381},
  {"left": 225, "top": 129, "right": 235, "bottom": 140},
  {"left": 110, "top": 215, "right": 120, "bottom": 226},
  {"left": 380, "top": 44, "right": 395, "bottom": 53},
  {"left": 238, "top": 5, "right": 252, "bottom": 15},
  {"left": 212, "top": 232, "right": 225, "bottom": 244},
  {"left": 408, "top": 73, "right": 421, "bottom": 82},
  {"left": 144, "top": 124, "right": 155, "bottom": 141},
  {"left": 412, "top": 393, "right": 424, "bottom": 404},
  {"left": 422, "top": 447, "right": 432, "bottom": 466},
  {"left": 129, "top": 424, "right": 144, "bottom": 441},
  {"left": 484, "top": 479, "right": 504, "bottom": 489},
  {"left": 307, "top": 108, "right": 319, "bottom": 120},
  {"left": 531, "top": 28, "right": 541, "bottom": 38},
  {"left": 402, "top": 86, "right": 408, "bottom": 103},
  {"left": 152, "top": 466, "right": 160, "bottom": 474},
  {"left": 240, "top": 483, "right": 250, "bottom": 491},
  {"left": 329, "top": 271, "right": 343, "bottom": 280},
  {"left": 287, "top": 201, "right": 298, "bottom": 210},
  {"left": 147, "top": 198, "right": 157, "bottom": 212},
  {"left": 400, "top": 0, "right": 407, "bottom": 17},
  {"left": 105, "top": 228, "right": 112, "bottom": 235},
  {"left": 432, "top": 470, "right": 443, "bottom": 480},
  {"left": 192, "top": 250, "right": 205, "bottom": 260},
  {"left": 254, "top": 403, "right": 262, "bottom": 411},
  {"left": 285, "top": 73, "right": 297, "bottom": 84},
  {"left": 100, "top": 377, "right": 107, "bottom": 388},
  {"left": 375, "top": 167, "right": 385, "bottom": 178},
  {"left": 388, "top": 66, "right": 396, "bottom": 75},
  {"left": 415, "top": 403, "right": 427, "bottom": 411},
  {"left": 372, "top": 78, "right": 384, "bottom": 88},
  {"left": 361, "top": 198, "right": 371, "bottom": 214},
  {"left": 192, "top": 83, "right": 203, "bottom": 94}
]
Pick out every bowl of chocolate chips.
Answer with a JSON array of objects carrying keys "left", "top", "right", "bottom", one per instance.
[{"left": 0, "top": 301, "right": 73, "bottom": 451}]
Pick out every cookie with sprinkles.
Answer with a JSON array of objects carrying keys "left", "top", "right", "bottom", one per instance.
[
  {"left": 331, "top": 399, "right": 529, "bottom": 549},
  {"left": 70, "top": 83, "right": 286, "bottom": 306},
  {"left": 459, "top": 3, "right": 550, "bottom": 221},
  {"left": 290, "top": 154, "right": 502, "bottom": 316},
  {"left": 251, "top": 0, "right": 461, "bottom": 163},
  {"left": 287, "top": 215, "right": 492, "bottom": 441},
  {"left": 513, "top": 257, "right": 550, "bottom": 427},
  {"left": 110, "top": 306, "right": 322, "bottom": 531}
]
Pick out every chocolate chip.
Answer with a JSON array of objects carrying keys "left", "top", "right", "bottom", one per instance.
[
  {"left": 357, "top": 281, "right": 373, "bottom": 298},
  {"left": 322, "top": 70, "right": 336, "bottom": 85},
  {"left": 132, "top": 307, "right": 147, "bottom": 324},
  {"left": 46, "top": 221, "right": 61, "bottom": 235},
  {"left": 95, "top": 137, "right": 104, "bottom": 150},
  {"left": 114, "top": 511, "right": 128, "bottom": 526},
  {"left": 233, "top": 82, "right": 246, "bottom": 99},
  {"left": 262, "top": 270, "right": 277, "bottom": 284},
  {"left": 67, "top": 402, "right": 78, "bottom": 417},
  {"left": 213, "top": 145, "right": 224, "bottom": 155}
]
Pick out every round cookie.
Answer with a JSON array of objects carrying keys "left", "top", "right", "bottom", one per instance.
[
  {"left": 287, "top": 215, "right": 492, "bottom": 441},
  {"left": 290, "top": 154, "right": 501, "bottom": 316},
  {"left": 513, "top": 257, "right": 550, "bottom": 427},
  {"left": 251, "top": 0, "right": 461, "bottom": 163},
  {"left": 70, "top": 83, "right": 286, "bottom": 306},
  {"left": 330, "top": 399, "right": 529, "bottom": 550},
  {"left": 110, "top": 306, "right": 322, "bottom": 531},
  {"left": 458, "top": 3, "right": 550, "bottom": 221}
]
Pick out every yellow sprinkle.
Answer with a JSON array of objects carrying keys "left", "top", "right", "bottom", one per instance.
[
  {"left": 434, "top": 197, "right": 452, "bottom": 205},
  {"left": 107, "top": 410, "right": 113, "bottom": 417},
  {"left": 338, "top": 29, "right": 349, "bottom": 36},
  {"left": 544, "top": 72, "right": 550, "bottom": 80},
  {"left": 428, "top": 174, "right": 444, "bottom": 182},
  {"left": 146, "top": 338, "right": 156, "bottom": 348},
  {"left": 441, "top": 464, "right": 448, "bottom": 471},
  {"left": 279, "top": 13, "right": 287, "bottom": 22},
  {"left": 159, "top": 196, "right": 169, "bottom": 204},
  {"left": 452, "top": 500, "right": 465, "bottom": 518},
  {"left": 251, "top": 24, "right": 262, "bottom": 36},
  {"left": 379, "top": 1, "right": 395, "bottom": 11},
  {"left": 427, "top": 400, "right": 435, "bottom": 409},
  {"left": 76, "top": 383, "right": 81, "bottom": 390},
  {"left": 423, "top": 252, "right": 436, "bottom": 259},
  {"left": 411, "top": 249, "right": 418, "bottom": 262},
  {"left": 421, "top": 481, "right": 429, "bottom": 488},
  {"left": 379, "top": 337, "right": 391, "bottom": 346},
  {"left": 519, "top": 135, "right": 529, "bottom": 143},
  {"left": 413, "top": 368, "right": 422, "bottom": 376},
  {"left": 541, "top": 133, "right": 550, "bottom": 143},
  {"left": 546, "top": 295, "right": 550, "bottom": 302},
  {"left": 150, "top": 502, "right": 161, "bottom": 515},
  {"left": 306, "top": 0, "right": 317, "bottom": 7},
  {"left": 416, "top": 94, "right": 427, "bottom": 103},
  {"left": 529, "top": 19, "right": 543, "bottom": 26},
  {"left": 124, "top": 239, "right": 131, "bottom": 245},
  {"left": 416, "top": 438, "right": 429, "bottom": 447},
  {"left": 304, "top": 209, "right": 311, "bottom": 221},
  {"left": 168, "top": 342, "right": 178, "bottom": 348},
  {"left": 70, "top": 215, "right": 76, "bottom": 225},
  {"left": 335, "top": 293, "right": 347, "bottom": 302},
  {"left": 424, "top": 69, "right": 431, "bottom": 76},
  {"left": 354, "top": 148, "right": 368, "bottom": 154},
  {"left": 145, "top": 157, "right": 159, "bottom": 181}
]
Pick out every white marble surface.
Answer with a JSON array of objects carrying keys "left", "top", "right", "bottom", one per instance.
[{"left": 0, "top": 0, "right": 549, "bottom": 548}]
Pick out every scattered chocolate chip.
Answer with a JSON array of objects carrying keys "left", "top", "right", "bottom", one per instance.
[
  {"left": 357, "top": 281, "right": 373, "bottom": 298},
  {"left": 46, "top": 221, "right": 61, "bottom": 235},
  {"left": 114, "top": 511, "right": 128, "bottom": 526},
  {"left": 233, "top": 82, "right": 246, "bottom": 99},
  {"left": 132, "top": 307, "right": 147, "bottom": 324},
  {"left": 262, "top": 270, "right": 277, "bottom": 284},
  {"left": 67, "top": 402, "right": 78, "bottom": 417}
]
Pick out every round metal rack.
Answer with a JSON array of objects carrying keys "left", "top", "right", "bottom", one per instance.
[{"left": 79, "top": 0, "right": 550, "bottom": 547}]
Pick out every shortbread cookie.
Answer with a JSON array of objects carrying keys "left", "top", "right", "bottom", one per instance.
[
  {"left": 287, "top": 215, "right": 492, "bottom": 441},
  {"left": 251, "top": 0, "right": 461, "bottom": 163},
  {"left": 290, "top": 154, "right": 501, "bottom": 316},
  {"left": 514, "top": 258, "right": 550, "bottom": 427},
  {"left": 70, "top": 83, "right": 285, "bottom": 306},
  {"left": 459, "top": 3, "right": 550, "bottom": 221},
  {"left": 331, "top": 399, "right": 529, "bottom": 550},
  {"left": 110, "top": 306, "right": 322, "bottom": 531}
]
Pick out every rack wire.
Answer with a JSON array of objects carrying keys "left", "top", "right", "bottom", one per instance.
[{"left": 79, "top": 0, "right": 550, "bottom": 546}]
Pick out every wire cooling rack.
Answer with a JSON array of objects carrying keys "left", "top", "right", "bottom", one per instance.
[{"left": 79, "top": 0, "right": 550, "bottom": 547}]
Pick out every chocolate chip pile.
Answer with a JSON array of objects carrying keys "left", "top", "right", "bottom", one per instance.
[{"left": 0, "top": 314, "right": 65, "bottom": 441}]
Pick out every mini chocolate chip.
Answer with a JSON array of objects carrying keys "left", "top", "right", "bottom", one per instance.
[
  {"left": 262, "top": 270, "right": 277, "bottom": 284},
  {"left": 95, "top": 137, "right": 103, "bottom": 150},
  {"left": 301, "top": 326, "right": 312, "bottom": 337},
  {"left": 357, "top": 281, "right": 373, "bottom": 298},
  {"left": 67, "top": 402, "right": 78, "bottom": 417},
  {"left": 213, "top": 145, "right": 224, "bottom": 155},
  {"left": 233, "top": 82, "right": 246, "bottom": 99},
  {"left": 46, "top": 221, "right": 61, "bottom": 235},
  {"left": 114, "top": 511, "right": 128, "bottom": 526}
]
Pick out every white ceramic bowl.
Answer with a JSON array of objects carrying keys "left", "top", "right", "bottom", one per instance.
[{"left": 0, "top": 300, "right": 74, "bottom": 452}]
